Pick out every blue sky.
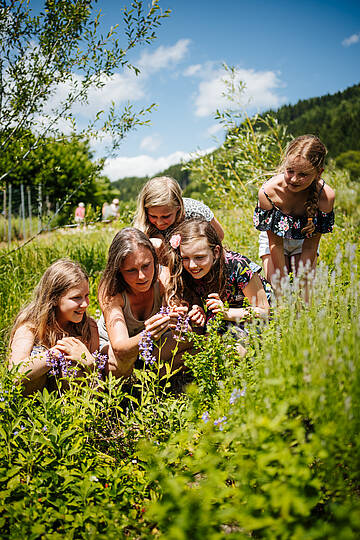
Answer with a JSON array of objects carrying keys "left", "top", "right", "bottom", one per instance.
[{"left": 40, "top": 0, "right": 360, "bottom": 179}]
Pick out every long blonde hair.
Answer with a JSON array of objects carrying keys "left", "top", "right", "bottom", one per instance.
[
  {"left": 133, "top": 176, "right": 185, "bottom": 237},
  {"left": 279, "top": 135, "right": 327, "bottom": 236},
  {"left": 10, "top": 259, "right": 92, "bottom": 349}
]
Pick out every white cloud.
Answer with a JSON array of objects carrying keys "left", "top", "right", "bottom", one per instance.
[
  {"left": 140, "top": 134, "right": 162, "bottom": 152},
  {"left": 193, "top": 66, "right": 286, "bottom": 117},
  {"left": 183, "top": 64, "right": 202, "bottom": 77},
  {"left": 207, "top": 124, "right": 224, "bottom": 136},
  {"left": 103, "top": 147, "right": 215, "bottom": 180},
  {"left": 138, "top": 39, "right": 191, "bottom": 75},
  {"left": 342, "top": 33, "right": 360, "bottom": 47}
]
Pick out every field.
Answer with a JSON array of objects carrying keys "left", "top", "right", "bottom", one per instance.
[{"left": 0, "top": 165, "right": 359, "bottom": 539}]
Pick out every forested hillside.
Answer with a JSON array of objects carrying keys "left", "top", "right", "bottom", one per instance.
[{"left": 260, "top": 83, "right": 360, "bottom": 157}]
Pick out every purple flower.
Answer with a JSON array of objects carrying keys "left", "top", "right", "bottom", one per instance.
[
  {"left": 92, "top": 351, "right": 108, "bottom": 379},
  {"left": 139, "top": 330, "right": 156, "bottom": 365},
  {"left": 201, "top": 411, "right": 210, "bottom": 423},
  {"left": 214, "top": 416, "right": 227, "bottom": 431},
  {"left": 229, "top": 385, "right": 246, "bottom": 404},
  {"left": 173, "top": 314, "right": 190, "bottom": 341}
]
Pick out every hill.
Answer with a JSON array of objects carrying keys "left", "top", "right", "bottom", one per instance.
[{"left": 260, "top": 83, "right": 360, "bottom": 157}]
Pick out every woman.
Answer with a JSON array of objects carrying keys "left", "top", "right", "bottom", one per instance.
[{"left": 98, "top": 228, "right": 192, "bottom": 378}]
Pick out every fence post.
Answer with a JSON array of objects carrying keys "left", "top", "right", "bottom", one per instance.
[
  {"left": 27, "top": 186, "right": 32, "bottom": 237},
  {"left": 20, "top": 183, "right": 26, "bottom": 240},
  {"left": 2, "top": 188, "right": 6, "bottom": 242},
  {"left": 8, "top": 183, "right": 12, "bottom": 247},
  {"left": 38, "top": 183, "right": 42, "bottom": 233}
]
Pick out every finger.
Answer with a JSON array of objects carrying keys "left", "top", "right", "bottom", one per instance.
[{"left": 207, "top": 293, "right": 220, "bottom": 299}]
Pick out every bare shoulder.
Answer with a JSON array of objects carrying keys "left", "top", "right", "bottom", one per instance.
[
  {"left": 12, "top": 323, "right": 35, "bottom": 343},
  {"left": 9, "top": 324, "right": 36, "bottom": 366},
  {"left": 318, "top": 181, "right": 335, "bottom": 213},
  {"left": 258, "top": 175, "right": 281, "bottom": 209}
]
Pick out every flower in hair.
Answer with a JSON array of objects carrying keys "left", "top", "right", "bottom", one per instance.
[{"left": 169, "top": 234, "right": 181, "bottom": 249}]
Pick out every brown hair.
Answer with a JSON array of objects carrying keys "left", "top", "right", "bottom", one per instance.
[
  {"left": 10, "top": 259, "right": 91, "bottom": 349},
  {"left": 99, "top": 227, "right": 158, "bottom": 300},
  {"left": 281, "top": 135, "right": 327, "bottom": 235},
  {"left": 166, "top": 219, "right": 226, "bottom": 306}
]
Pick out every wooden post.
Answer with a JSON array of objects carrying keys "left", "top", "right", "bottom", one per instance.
[
  {"left": 20, "top": 183, "right": 26, "bottom": 240},
  {"left": 8, "top": 183, "right": 12, "bottom": 247},
  {"left": 2, "top": 188, "right": 6, "bottom": 242},
  {"left": 38, "top": 183, "right": 42, "bottom": 233},
  {"left": 27, "top": 186, "right": 32, "bottom": 237}
]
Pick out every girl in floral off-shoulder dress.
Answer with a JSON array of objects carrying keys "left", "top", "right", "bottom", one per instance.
[{"left": 253, "top": 135, "right": 335, "bottom": 292}]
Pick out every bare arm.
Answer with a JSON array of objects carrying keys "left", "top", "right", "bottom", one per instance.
[
  {"left": 210, "top": 217, "right": 224, "bottom": 241},
  {"left": 9, "top": 326, "right": 49, "bottom": 376},
  {"left": 206, "top": 274, "right": 270, "bottom": 323},
  {"left": 267, "top": 230, "right": 287, "bottom": 279}
]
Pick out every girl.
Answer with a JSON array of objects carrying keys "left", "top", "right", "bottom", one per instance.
[
  {"left": 9, "top": 259, "right": 100, "bottom": 395},
  {"left": 253, "top": 135, "right": 335, "bottom": 287},
  {"left": 166, "top": 219, "right": 271, "bottom": 354},
  {"left": 133, "top": 176, "right": 224, "bottom": 253},
  {"left": 97, "top": 228, "right": 193, "bottom": 378}
]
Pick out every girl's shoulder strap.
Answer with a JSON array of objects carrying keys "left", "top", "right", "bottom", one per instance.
[
  {"left": 318, "top": 179, "right": 326, "bottom": 196},
  {"left": 261, "top": 187, "right": 275, "bottom": 207}
]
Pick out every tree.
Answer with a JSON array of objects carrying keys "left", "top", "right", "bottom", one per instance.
[{"left": 0, "top": 0, "right": 170, "bottom": 186}]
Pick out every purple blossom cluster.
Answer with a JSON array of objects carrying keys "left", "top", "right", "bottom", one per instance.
[
  {"left": 229, "top": 385, "right": 246, "bottom": 404},
  {"left": 213, "top": 416, "right": 227, "bottom": 430},
  {"left": 92, "top": 350, "right": 108, "bottom": 379},
  {"left": 139, "top": 330, "right": 156, "bottom": 365},
  {"left": 201, "top": 411, "right": 210, "bottom": 423},
  {"left": 173, "top": 313, "right": 190, "bottom": 341},
  {"left": 45, "top": 350, "right": 78, "bottom": 378}
]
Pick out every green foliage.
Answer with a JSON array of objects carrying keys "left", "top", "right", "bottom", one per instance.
[
  {"left": 0, "top": 0, "right": 170, "bottom": 185},
  {"left": 1, "top": 149, "right": 360, "bottom": 536},
  {"left": 336, "top": 150, "right": 360, "bottom": 182},
  {"left": 259, "top": 83, "right": 360, "bottom": 158}
]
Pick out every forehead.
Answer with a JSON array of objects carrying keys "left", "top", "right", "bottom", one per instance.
[
  {"left": 285, "top": 155, "right": 315, "bottom": 173},
  {"left": 147, "top": 205, "right": 178, "bottom": 216},
  {"left": 180, "top": 238, "right": 211, "bottom": 256},
  {"left": 121, "top": 246, "right": 153, "bottom": 268},
  {"left": 63, "top": 280, "right": 89, "bottom": 296}
]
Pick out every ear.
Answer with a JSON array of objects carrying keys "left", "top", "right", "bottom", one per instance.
[{"left": 213, "top": 245, "right": 221, "bottom": 259}]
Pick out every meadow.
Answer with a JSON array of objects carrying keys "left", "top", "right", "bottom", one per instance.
[{"left": 0, "top": 163, "right": 359, "bottom": 539}]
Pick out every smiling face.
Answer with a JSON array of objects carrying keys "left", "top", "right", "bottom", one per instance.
[
  {"left": 180, "top": 238, "right": 220, "bottom": 280},
  {"left": 56, "top": 280, "right": 90, "bottom": 329},
  {"left": 284, "top": 156, "right": 321, "bottom": 192},
  {"left": 120, "top": 246, "right": 155, "bottom": 293},
  {"left": 147, "top": 205, "right": 179, "bottom": 231}
]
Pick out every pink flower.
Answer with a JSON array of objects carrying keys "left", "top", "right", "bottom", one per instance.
[{"left": 170, "top": 234, "right": 181, "bottom": 249}]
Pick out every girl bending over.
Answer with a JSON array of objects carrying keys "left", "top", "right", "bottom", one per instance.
[
  {"left": 98, "top": 228, "right": 193, "bottom": 378},
  {"left": 166, "top": 219, "right": 271, "bottom": 355},
  {"left": 9, "top": 259, "right": 99, "bottom": 395},
  {"left": 133, "top": 176, "right": 224, "bottom": 255},
  {"left": 254, "top": 135, "right": 335, "bottom": 290}
]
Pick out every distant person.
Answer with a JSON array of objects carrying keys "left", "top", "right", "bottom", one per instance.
[
  {"left": 102, "top": 202, "right": 111, "bottom": 221},
  {"left": 74, "top": 202, "right": 85, "bottom": 225},
  {"left": 108, "top": 198, "right": 120, "bottom": 219},
  {"left": 8, "top": 260, "right": 100, "bottom": 395},
  {"left": 253, "top": 134, "right": 335, "bottom": 292},
  {"left": 133, "top": 176, "right": 224, "bottom": 255}
]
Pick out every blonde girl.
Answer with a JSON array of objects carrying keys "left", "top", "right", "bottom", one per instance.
[
  {"left": 9, "top": 259, "right": 99, "bottom": 395},
  {"left": 254, "top": 135, "right": 335, "bottom": 287},
  {"left": 133, "top": 176, "right": 224, "bottom": 252},
  {"left": 166, "top": 219, "right": 271, "bottom": 354}
]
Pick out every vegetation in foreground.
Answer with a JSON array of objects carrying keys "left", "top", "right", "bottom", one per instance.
[{"left": 0, "top": 157, "right": 359, "bottom": 538}]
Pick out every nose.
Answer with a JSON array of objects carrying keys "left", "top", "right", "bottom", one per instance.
[
  {"left": 138, "top": 269, "right": 146, "bottom": 280},
  {"left": 188, "top": 259, "right": 197, "bottom": 269},
  {"left": 80, "top": 297, "right": 89, "bottom": 308}
]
